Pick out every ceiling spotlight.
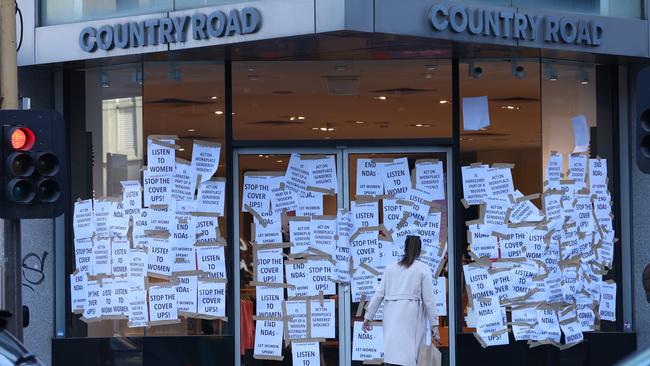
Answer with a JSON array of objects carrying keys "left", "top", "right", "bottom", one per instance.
[
  {"left": 290, "top": 116, "right": 296, "bottom": 121},
  {"left": 544, "top": 64, "right": 559, "bottom": 81},
  {"left": 210, "top": 96, "right": 218, "bottom": 100},
  {"left": 439, "top": 100, "right": 449, "bottom": 104},
  {"left": 297, "top": 116, "right": 306, "bottom": 120},
  {"left": 512, "top": 62, "right": 526, "bottom": 79},
  {"left": 424, "top": 64, "right": 437, "bottom": 71},
  {"left": 186, "top": 128, "right": 196, "bottom": 132},
  {"left": 468, "top": 62, "right": 482, "bottom": 79},
  {"left": 312, "top": 127, "right": 319, "bottom": 130},
  {"left": 214, "top": 111, "right": 223, "bottom": 115},
  {"left": 415, "top": 123, "right": 424, "bottom": 127},
  {"left": 374, "top": 96, "right": 387, "bottom": 101},
  {"left": 258, "top": 154, "right": 264, "bottom": 157},
  {"left": 320, "top": 127, "right": 328, "bottom": 131},
  {"left": 355, "top": 121, "right": 365, "bottom": 124},
  {"left": 178, "top": 148, "right": 185, "bottom": 152},
  {"left": 327, "top": 128, "right": 335, "bottom": 131},
  {"left": 424, "top": 73, "right": 433, "bottom": 79},
  {"left": 100, "top": 71, "right": 110, "bottom": 88},
  {"left": 577, "top": 68, "right": 589, "bottom": 85},
  {"left": 276, "top": 160, "right": 283, "bottom": 163}
]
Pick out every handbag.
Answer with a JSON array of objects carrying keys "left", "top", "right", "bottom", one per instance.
[{"left": 417, "top": 343, "right": 442, "bottom": 366}]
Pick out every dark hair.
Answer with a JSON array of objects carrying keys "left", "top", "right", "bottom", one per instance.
[{"left": 399, "top": 236, "right": 422, "bottom": 268}]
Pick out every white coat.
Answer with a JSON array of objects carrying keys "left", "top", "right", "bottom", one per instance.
[{"left": 364, "top": 260, "right": 437, "bottom": 366}]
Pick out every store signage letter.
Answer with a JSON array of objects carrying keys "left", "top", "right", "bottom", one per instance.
[
  {"left": 429, "top": 3, "right": 603, "bottom": 46},
  {"left": 79, "top": 7, "right": 261, "bottom": 52}
]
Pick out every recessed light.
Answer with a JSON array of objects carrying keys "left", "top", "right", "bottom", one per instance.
[
  {"left": 276, "top": 160, "right": 283, "bottom": 163},
  {"left": 424, "top": 64, "right": 437, "bottom": 71},
  {"left": 186, "top": 128, "right": 196, "bottom": 132},
  {"left": 423, "top": 124, "right": 431, "bottom": 128},
  {"left": 290, "top": 116, "right": 296, "bottom": 121},
  {"left": 355, "top": 121, "right": 365, "bottom": 124},
  {"left": 210, "top": 96, "right": 218, "bottom": 100},
  {"left": 374, "top": 96, "right": 387, "bottom": 101},
  {"left": 327, "top": 128, "right": 335, "bottom": 131},
  {"left": 415, "top": 124, "right": 424, "bottom": 127},
  {"left": 232, "top": 112, "right": 236, "bottom": 115},
  {"left": 312, "top": 127, "right": 319, "bottom": 130},
  {"left": 258, "top": 154, "right": 264, "bottom": 157},
  {"left": 320, "top": 127, "right": 328, "bottom": 131},
  {"left": 581, "top": 80, "right": 589, "bottom": 85},
  {"left": 214, "top": 110, "right": 223, "bottom": 115},
  {"left": 424, "top": 73, "right": 433, "bottom": 79},
  {"left": 439, "top": 100, "right": 449, "bottom": 104},
  {"left": 178, "top": 148, "right": 185, "bottom": 151},
  {"left": 297, "top": 116, "right": 306, "bottom": 120}
]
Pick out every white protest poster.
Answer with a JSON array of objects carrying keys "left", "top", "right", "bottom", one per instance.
[
  {"left": 589, "top": 158, "right": 607, "bottom": 190},
  {"left": 307, "top": 259, "right": 335, "bottom": 295},
  {"left": 352, "top": 321, "right": 384, "bottom": 361},
  {"left": 536, "top": 308, "right": 561, "bottom": 343},
  {"left": 546, "top": 152, "right": 563, "bottom": 188},
  {"left": 404, "top": 187, "right": 434, "bottom": 223},
  {"left": 334, "top": 209, "right": 353, "bottom": 282},
  {"left": 511, "top": 308, "right": 537, "bottom": 341},
  {"left": 576, "top": 294, "right": 596, "bottom": 331},
  {"left": 289, "top": 217, "right": 311, "bottom": 254},
  {"left": 70, "top": 273, "right": 87, "bottom": 313},
  {"left": 382, "top": 199, "right": 403, "bottom": 231},
  {"left": 256, "top": 248, "right": 284, "bottom": 284},
  {"left": 256, "top": 287, "right": 284, "bottom": 318},
  {"left": 543, "top": 191, "right": 564, "bottom": 230},
  {"left": 127, "top": 248, "right": 147, "bottom": 289},
  {"left": 305, "top": 155, "right": 338, "bottom": 194},
  {"left": 127, "top": 287, "right": 149, "bottom": 328},
  {"left": 296, "top": 191, "right": 323, "bottom": 217},
  {"left": 254, "top": 218, "right": 282, "bottom": 245},
  {"left": 148, "top": 237, "right": 173, "bottom": 279},
  {"left": 254, "top": 319, "right": 284, "bottom": 359},
  {"left": 196, "top": 245, "right": 226, "bottom": 279},
  {"left": 121, "top": 180, "right": 142, "bottom": 210},
  {"left": 286, "top": 300, "right": 308, "bottom": 339},
  {"left": 461, "top": 165, "right": 489, "bottom": 205},
  {"left": 242, "top": 174, "right": 271, "bottom": 213},
  {"left": 351, "top": 265, "right": 379, "bottom": 302},
  {"left": 569, "top": 153, "right": 588, "bottom": 182},
  {"left": 380, "top": 237, "right": 402, "bottom": 269},
  {"left": 171, "top": 159, "right": 197, "bottom": 202},
  {"left": 74, "top": 238, "right": 93, "bottom": 274},
  {"left": 483, "top": 197, "right": 510, "bottom": 227},
  {"left": 196, "top": 179, "right": 225, "bottom": 216},
  {"left": 271, "top": 186, "right": 298, "bottom": 214},
  {"left": 418, "top": 213, "right": 444, "bottom": 271},
  {"left": 109, "top": 202, "right": 130, "bottom": 238},
  {"left": 508, "top": 190, "right": 544, "bottom": 223},
  {"left": 82, "top": 280, "right": 100, "bottom": 321},
  {"left": 197, "top": 280, "right": 226, "bottom": 318},
  {"left": 171, "top": 215, "right": 197, "bottom": 273},
  {"left": 474, "top": 297, "right": 509, "bottom": 346},
  {"left": 356, "top": 159, "right": 384, "bottom": 196},
  {"left": 462, "top": 96, "right": 490, "bottom": 131},
  {"left": 487, "top": 167, "right": 514, "bottom": 197},
  {"left": 380, "top": 157, "right": 411, "bottom": 199},
  {"left": 111, "top": 237, "right": 129, "bottom": 277},
  {"left": 500, "top": 227, "right": 528, "bottom": 259},
  {"left": 468, "top": 225, "right": 499, "bottom": 259},
  {"left": 111, "top": 278, "right": 129, "bottom": 317},
  {"left": 148, "top": 285, "right": 179, "bottom": 324},
  {"left": 92, "top": 237, "right": 111, "bottom": 275},
  {"left": 310, "top": 216, "right": 337, "bottom": 255},
  {"left": 350, "top": 230, "right": 381, "bottom": 270},
  {"left": 93, "top": 200, "right": 112, "bottom": 238},
  {"left": 303, "top": 299, "right": 335, "bottom": 339},
  {"left": 351, "top": 200, "right": 379, "bottom": 232},
  {"left": 73, "top": 199, "right": 94, "bottom": 239},
  {"left": 176, "top": 275, "right": 198, "bottom": 315},
  {"left": 147, "top": 136, "right": 176, "bottom": 176},
  {"left": 98, "top": 278, "right": 115, "bottom": 318},
  {"left": 285, "top": 260, "right": 310, "bottom": 298},
  {"left": 432, "top": 277, "right": 447, "bottom": 316},
  {"left": 599, "top": 281, "right": 617, "bottom": 321},
  {"left": 463, "top": 265, "right": 497, "bottom": 302},
  {"left": 571, "top": 115, "right": 590, "bottom": 153},
  {"left": 143, "top": 171, "right": 172, "bottom": 207},
  {"left": 191, "top": 140, "right": 221, "bottom": 183},
  {"left": 415, "top": 160, "right": 445, "bottom": 200},
  {"left": 195, "top": 217, "right": 218, "bottom": 244},
  {"left": 285, "top": 153, "right": 309, "bottom": 197},
  {"left": 292, "top": 341, "right": 320, "bottom": 366}
]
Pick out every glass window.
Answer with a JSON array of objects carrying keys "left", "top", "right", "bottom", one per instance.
[
  {"left": 512, "top": 0, "right": 641, "bottom": 18},
  {"left": 232, "top": 60, "right": 452, "bottom": 141},
  {"left": 40, "top": 0, "right": 173, "bottom": 26},
  {"left": 70, "top": 60, "right": 228, "bottom": 337}
]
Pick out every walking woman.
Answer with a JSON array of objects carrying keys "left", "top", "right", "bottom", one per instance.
[{"left": 363, "top": 235, "right": 440, "bottom": 366}]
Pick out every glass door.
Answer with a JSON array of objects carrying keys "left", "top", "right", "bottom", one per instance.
[
  {"left": 343, "top": 147, "right": 455, "bottom": 366},
  {"left": 234, "top": 146, "right": 454, "bottom": 366}
]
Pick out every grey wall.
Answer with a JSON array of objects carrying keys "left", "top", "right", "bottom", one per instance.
[{"left": 18, "top": 67, "right": 55, "bottom": 366}]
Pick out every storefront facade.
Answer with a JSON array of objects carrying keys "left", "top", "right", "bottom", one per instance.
[{"left": 13, "top": 0, "right": 650, "bottom": 365}]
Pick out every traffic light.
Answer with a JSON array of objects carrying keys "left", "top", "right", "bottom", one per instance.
[{"left": 0, "top": 110, "right": 67, "bottom": 219}]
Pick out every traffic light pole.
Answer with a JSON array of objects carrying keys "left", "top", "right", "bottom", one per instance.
[{"left": 0, "top": 0, "right": 23, "bottom": 340}]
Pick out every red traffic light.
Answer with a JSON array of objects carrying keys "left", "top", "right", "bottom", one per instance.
[{"left": 9, "top": 127, "right": 35, "bottom": 151}]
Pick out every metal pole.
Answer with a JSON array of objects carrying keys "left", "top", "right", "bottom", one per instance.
[{"left": 0, "top": 0, "right": 22, "bottom": 340}]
